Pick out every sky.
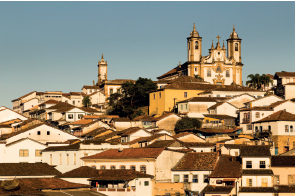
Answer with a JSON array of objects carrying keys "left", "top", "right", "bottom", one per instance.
[{"left": 0, "top": 1, "right": 295, "bottom": 108}]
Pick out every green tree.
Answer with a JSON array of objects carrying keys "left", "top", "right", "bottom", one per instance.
[
  {"left": 82, "top": 96, "right": 92, "bottom": 107},
  {"left": 260, "top": 74, "right": 273, "bottom": 90},
  {"left": 174, "top": 117, "right": 202, "bottom": 134}
]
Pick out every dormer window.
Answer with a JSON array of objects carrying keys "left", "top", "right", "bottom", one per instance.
[
  {"left": 195, "top": 41, "right": 198, "bottom": 49},
  {"left": 235, "top": 43, "right": 238, "bottom": 51}
]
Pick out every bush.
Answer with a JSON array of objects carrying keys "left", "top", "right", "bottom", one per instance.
[{"left": 174, "top": 117, "right": 202, "bottom": 134}]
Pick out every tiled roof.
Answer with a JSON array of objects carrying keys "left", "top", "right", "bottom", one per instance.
[
  {"left": 84, "top": 115, "right": 120, "bottom": 119},
  {"left": 239, "top": 187, "right": 275, "bottom": 193},
  {"left": 0, "top": 123, "right": 43, "bottom": 140},
  {"left": 239, "top": 106, "right": 274, "bottom": 111},
  {"left": 208, "top": 102, "right": 226, "bottom": 110},
  {"left": 271, "top": 156, "right": 295, "bottom": 167},
  {"left": 81, "top": 127, "right": 112, "bottom": 137},
  {"left": 133, "top": 115, "right": 155, "bottom": 121},
  {"left": 82, "top": 148, "right": 165, "bottom": 159},
  {"left": 88, "top": 169, "right": 154, "bottom": 181},
  {"left": 240, "top": 145, "right": 271, "bottom": 157},
  {"left": 113, "top": 117, "right": 131, "bottom": 122},
  {"left": 6, "top": 137, "right": 47, "bottom": 147},
  {"left": 275, "top": 71, "right": 295, "bottom": 78},
  {"left": 196, "top": 128, "right": 240, "bottom": 134},
  {"left": 0, "top": 180, "right": 43, "bottom": 195},
  {"left": 177, "top": 97, "right": 230, "bottom": 103},
  {"left": 203, "top": 114, "right": 236, "bottom": 119},
  {"left": 209, "top": 155, "right": 241, "bottom": 178},
  {"left": 72, "top": 120, "right": 100, "bottom": 130},
  {"left": 224, "top": 144, "right": 244, "bottom": 149},
  {"left": 120, "top": 127, "right": 148, "bottom": 137},
  {"left": 154, "top": 113, "right": 179, "bottom": 121},
  {"left": 172, "top": 152, "right": 218, "bottom": 171},
  {"left": 254, "top": 110, "right": 295, "bottom": 123},
  {"left": 268, "top": 100, "right": 289, "bottom": 108},
  {"left": 0, "top": 118, "right": 22, "bottom": 125},
  {"left": 79, "top": 107, "right": 99, "bottom": 113},
  {"left": 69, "top": 119, "right": 93, "bottom": 125},
  {"left": 242, "top": 169, "right": 273, "bottom": 175},
  {"left": 57, "top": 166, "right": 98, "bottom": 178},
  {"left": 275, "top": 185, "right": 295, "bottom": 193},
  {"left": 82, "top": 85, "right": 101, "bottom": 90},
  {"left": 0, "top": 163, "right": 61, "bottom": 176},
  {"left": 17, "top": 178, "right": 91, "bottom": 190},
  {"left": 0, "top": 124, "right": 11, "bottom": 128},
  {"left": 138, "top": 134, "right": 173, "bottom": 142},
  {"left": 202, "top": 185, "right": 234, "bottom": 194},
  {"left": 244, "top": 94, "right": 284, "bottom": 104},
  {"left": 146, "top": 140, "right": 183, "bottom": 148},
  {"left": 183, "top": 142, "right": 215, "bottom": 147},
  {"left": 285, "top": 82, "right": 295, "bottom": 85},
  {"left": 121, "top": 136, "right": 151, "bottom": 145},
  {"left": 46, "top": 102, "right": 74, "bottom": 110},
  {"left": 39, "top": 99, "right": 59, "bottom": 106}
]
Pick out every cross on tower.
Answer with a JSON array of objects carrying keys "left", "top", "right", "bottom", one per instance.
[{"left": 216, "top": 35, "right": 221, "bottom": 43}]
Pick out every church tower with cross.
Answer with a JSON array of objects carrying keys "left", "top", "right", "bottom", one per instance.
[{"left": 157, "top": 24, "right": 243, "bottom": 86}]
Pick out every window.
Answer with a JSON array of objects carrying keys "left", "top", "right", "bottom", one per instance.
[
  {"left": 285, "top": 125, "right": 289, "bottom": 132},
  {"left": 247, "top": 125, "right": 252, "bottom": 130},
  {"left": 216, "top": 180, "right": 222, "bottom": 184},
  {"left": 195, "top": 41, "right": 198, "bottom": 49},
  {"left": 140, "top": 166, "right": 146, "bottom": 174},
  {"left": 216, "top": 95, "right": 220, "bottom": 97},
  {"left": 181, "top": 105, "right": 183, "bottom": 110},
  {"left": 247, "top": 178, "right": 252, "bottom": 187},
  {"left": 288, "top": 175, "right": 295, "bottom": 184},
  {"left": 131, "top": 166, "right": 136, "bottom": 170},
  {"left": 184, "top": 92, "right": 187, "bottom": 98},
  {"left": 109, "top": 88, "right": 113, "bottom": 95},
  {"left": 50, "top": 154, "right": 52, "bottom": 165},
  {"left": 183, "top": 174, "right": 189, "bottom": 182},
  {"left": 110, "top": 166, "right": 116, "bottom": 170},
  {"left": 121, "top": 165, "right": 126, "bottom": 169},
  {"left": 268, "top": 125, "right": 271, "bottom": 131},
  {"left": 216, "top": 66, "right": 221, "bottom": 73},
  {"left": 246, "top": 161, "right": 252, "bottom": 168},
  {"left": 260, "top": 161, "right": 266, "bottom": 168},
  {"left": 235, "top": 43, "right": 238, "bottom": 51},
  {"left": 60, "top": 154, "right": 62, "bottom": 165},
  {"left": 72, "top": 101, "right": 75, "bottom": 105},
  {"left": 35, "top": 150, "right": 42, "bottom": 157},
  {"left": 91, "top": 166, "right": 96, "bottom": 169},
  {"left": 66, "top": 154, "right": 69, "bottom": 165},
  {"left": 174, "top": 174, "right": 180, "bottom": 183},
  {"left": 256, "top": 112, "right": 260, "bottom": 118},
  {"left": 274, "top": 175, "right": 279, "bottom": 185},
  {"left": 68, "top": 114, "right": 73, "bottom": 119},
  {"left": 47, "top": 131, "right": 50, "bottom": 135},
  {"left": 37, "top": 131, "right": 41, "bottom": 135},
  {"left": 144, "top": 181, "right": 149, "bottom": 186},
  {"left": 100, "top": 166, "right": 106, "bottom": 170},
  {"left": 226, "top": 70, "right": 230, "bottom": 77},
  {"left": 195, "top": 68, "right": 197, "bottom": 72},
  {"left": 207, "top": 69, "right": 211, "bottom": 77},
  {"left": 117, "top": 88, "right": 120, "bottom": 94},
  {"left": 74, "top": 153, "right": 76, "bottom": 165},
  {"left": 235, "top": 151, "right": 239, "bottom": 156},
  {"left": 78, "top": 114, "right": 83, "bottom": 119},
  {"left": 192, "top": 175, "right": 198, "bottom": 183},
  {"left": 185, "top": 104, "right": 187, "bottom": 110},
  {"left": 19, "top": 149, "right": 28, "bottom": 157},
  {"left": 261, "top": 178, "right": 268, "bottom": 187},
  {"left": 290, "top": 126, "right": 293, "bottom": 132},
  {"left": 203, "top": 175, "right": 209, "bottom": 183},
  {"left": 159, "top": 92, "right": 161, "bottom": 98}
]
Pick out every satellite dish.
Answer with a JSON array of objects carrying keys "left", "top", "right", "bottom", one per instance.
[{"left": 1, "top": 178, "right": 20, "bottom": 191}]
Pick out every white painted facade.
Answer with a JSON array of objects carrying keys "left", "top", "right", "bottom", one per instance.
[
  {"left": 284, "top": 84, "right": 295, "bottom": 100},
  {"left": 247, "top": 95, "right": 283, "bottom": 108},
  {"left": 121, "top": 129, "right": 152, "bottom": 143},
  {"left": 178, "top": 101, "right": 216, "bottom": 118},
  {"left": 227, "top": 94, "right": 256, "bottom": 109},
  {"left": 0, "top": 107, "right": 27, "bottom": 123},
  {"left": 252, "top": 121, "right": 295, "bottom": 136}
]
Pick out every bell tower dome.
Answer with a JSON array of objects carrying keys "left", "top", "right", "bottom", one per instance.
[
  {"left": 227, "top": 25, "right": 242, "bottom": 63},
  {"left": 97, "top": 54, "right": 108, "bottom": 84},
  {"left": 187, "top": 23, "right": 202, "bottom": 62}
]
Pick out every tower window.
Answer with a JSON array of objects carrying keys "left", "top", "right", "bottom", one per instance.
[
  {"left": 195, "top": 41, "right": 198, "bottom": 49},
  {"left": 226, "top": 70, "right": 230, "bottom": 77},
  {"left": 216, "top": 66, "right": 221, "bottom": 73},
  {"left": 235, "top": 43, "right": 238, "bottom": 51}
]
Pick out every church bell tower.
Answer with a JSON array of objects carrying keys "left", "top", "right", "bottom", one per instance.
[
  {"left": 227, "top": 25, "right": 242, "bottom": 63},
  {"left": 187, "top": 23, "right": 202, "bottom": 62},
  {"left": 97, "top": 54, "right": 108, "bottom": 84}
]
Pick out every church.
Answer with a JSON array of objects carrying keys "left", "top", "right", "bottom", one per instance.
[{"left": 157, "top": 24, "right": 243, "bottom": 86}]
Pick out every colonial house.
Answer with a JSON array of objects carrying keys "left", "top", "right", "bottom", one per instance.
[
  {"left": 42, "top": 140, "right": 129, "bottom": 173},
  {"left": 71, "top": 120, "right": 112, "bottom": 137},
  {"left": 202, "top": 114, "right": 236, "bottom": 129},
  {"left": 271, "top": 156, "right": 295, "bottom": 187},
  {"left": 119, "top": 127, "right": 152, "bottom": 143},
  {"left": 0, "top": 107, "right": 27, "bottom": 123},
  {"left": 207, "top": 102, "right": 238, "bottom": 117},
  {"left": 171, "top": 152, "right": 219, "bottom": 195},
  {"left": 252, "top": 110, "right": 295, "bottom": 155},
  {"left": 173, "top": 132, "right": 205, "bottom": 143},
  {"left": 243, "top": 94, "right": 284, "bottom": 108}
]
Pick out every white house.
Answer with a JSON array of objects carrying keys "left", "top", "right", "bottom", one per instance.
[{"left": 0, "top": 107, "right": 28, "bottom": 123}]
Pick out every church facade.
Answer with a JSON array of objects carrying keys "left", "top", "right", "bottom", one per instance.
[{"left": 157, "top": 24, "right": 243, "bottom": 86}]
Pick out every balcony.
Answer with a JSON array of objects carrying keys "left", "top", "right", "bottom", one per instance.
[{"left": 242, "top": 118, "right": 250, "bottom": 124}]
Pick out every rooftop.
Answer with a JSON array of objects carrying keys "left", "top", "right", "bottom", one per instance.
[
  {"left": 0, "top": 163, "right": 61, "bottom": 176},
  {"left": 209, "top": 155, "right": 241, "bottom": 178}
]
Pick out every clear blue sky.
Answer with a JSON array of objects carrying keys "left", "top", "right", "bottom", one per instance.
[{"left": 0, "top": 1, "right": 295, "bottom": 108}]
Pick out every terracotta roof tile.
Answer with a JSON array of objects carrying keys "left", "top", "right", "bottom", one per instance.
[
  {"left": 81, "top": 148, "right": 165, "bottom": 159},
  {"left": 133, "top": 115, "right": 155, "bottom": 121},
  {"left": 209, "top": 155, "right": 241, "bottom": 178},
  {"left": 196, "top": 128, "right": 240, "bottom": 134},
  {"left": 239, "top": 187, "right": 275, "bottom": 193},
  {"left": 0, "top": 163, "right": 61, "bottom": 176},
  {"left": 271, "top": 156, "right": 295, "bottom": 167},
  {"left": 202, "top": 185, "right": 234, "bottom": 194},
  {"left": 275, "top": 72, "right": 295, "bottom": 78},
  {"left": 69, "top": 119, "right": 93, "bottom": 125},
  {"left": 242, "top": 169, "right": 273, "bottom": 175},
  {"left": 240, "top": 145, "right": 271, "bottom": 157},
  {"left": 275, "top": 185, "right": 295, "bottom": 193},
  {"left": 239, "top": 106, "right": 274, "bottom": 111},
  {"left": 82, "top": 85, "right": 101, "bottom": 90},
  {"left": 57, "top": 166, "right": 98, "bottom": 178},
  {"left": 88, "top": 169, "right": 154, "bottom": 181},
  {"left": 120, "top": 127, "right": 149, "bottom": 136},
  {"left": 172, "top": 152, "right": 218, "bottom": 171},
  {"left": 254, "top": 110, "right": 295, "bottom": 123}
]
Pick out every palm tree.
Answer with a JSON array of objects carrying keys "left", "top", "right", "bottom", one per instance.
[
  {"left": 260, "top": 74, "right": 273, "bottom": 90},
  {"left": 246, "top": 74, "right": 261, "bottom": 89}
]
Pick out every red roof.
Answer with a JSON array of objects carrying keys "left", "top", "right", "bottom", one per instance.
[
  {"left": 254, "top": 110, "right": 295, "bottom": 123},
  {"left": 81, "top": 148, "right": 165, "bottom": 159}
]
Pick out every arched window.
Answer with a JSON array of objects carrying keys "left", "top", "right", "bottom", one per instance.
[
  {"left": 226, "top": 70, "right": 230, "bottom": 77},
  {"left": 111, "top": 166, "right": 116, "bottom": 170},
  {"left": 195, "top": 41, "right": 198, "bottom": 49},
  {"left": 121, "top": 165, "right": 126, "bottom": 169},
  {"left": 140, "top": 166, "right": 146, "bottom": 174},
  {"left": 91, "top": 165, "right": 96, "bottom": 169},
  {"left": 131, "top": 166, "right": 136, "bottom": 170},
  {"left": 290, "top": 126, "right": 293, "bottom": 132},
  {"left": 285, "top": 125, "right": 289, "bottom": 132},
  {"left": 235, "top": 43, "right": 238, "bottom": 51},
  {"left": 216, "top": 66, "right": 221, "bottom": 73},
  {"left": 207, "top": 69, "right": 211, "bottom": 77},
  {"left": 100, "top": 166, "right": 106, "bottom": 170}
]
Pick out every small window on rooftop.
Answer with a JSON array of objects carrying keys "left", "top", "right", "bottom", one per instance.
[{"left": 37, "top": 131, "right": 41, "bottom": 135}]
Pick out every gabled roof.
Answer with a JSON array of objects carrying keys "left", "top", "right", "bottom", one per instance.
[
  {"left": 120, "top": 127, "right": 150, "bottom": 137},
  {"left": 172, "top": 152, "right": 218, "bottom": 171},
  {"left": 244, "top": 94, "right": 284, "bottom": 104},
  {"left": 133, "top": 115, "right": 155, "bottom": 121},
  {"left": 6, "top": 137, "right": 47, "bottom": 147},
  {"left": 146, "top": 140, "right": 187, "bottom": 148},
  {"left": 39, "top": 99, "right": 59, "bottom": 106},
  {"left": 271, "top": 156, "right": 295, "bottom": 167},
  {"left": 79, "top": 107, "right": 99, "bottom": 113},
  {"left": 57, "top": 166, "right": 98, "bottom": 178},
  {"left": 81, "top": 85, "right": 101, "bottom": 90},
  {"left": 208, "top": 102, "right": 238, "bottom": 110},
  {"left": 253, "top": 110, "right": 295, "bottom": 123},
  {"left": 275, "top": 71, "right": 295, "bottom": 78},
  {"left": 0, "top": 163, "right": 61, "bottom": 176},
  {"left": 81, "top": 127, "right": 112, "bottom": 138},
  {"left": 183, "top": 142, "right": 215, "bottom": 147},
  {"left": 46, "top": 102, "right": 75, "bottom": 110},
  {"left": 177, "top": 97, "right": 230, "bottom": 103},
  {"left": 239, "top": 187, "right": 275, "bottom": 193},
  {"left": 138, "top": 134, "right": 173, "bottom": 142},
  {"left": 81, "top": 148, "right": 165, "bottom": 159},
  {"left": 268, "top": 100, "right": 290, "bottom": 108},
  {"left": 11, "top": 91, "right": 36, "bottom": 102},
  {"left": 69, "top": 119, "right": 93, "bottom": 125},
  {"left": 240, "top": 145, "right": 271, "bottom": 157},
  {"left": 196, "top": 128, "right": 240, "bottom": 134},
  {"left": 154, "top": 113, "right": 180, "bottom": 121},
  {"left": 209, "top": 155, "right": 241, "bottom": 178},
  {"left": 88, "top": 169, "right": 154, "bottom": 181}
]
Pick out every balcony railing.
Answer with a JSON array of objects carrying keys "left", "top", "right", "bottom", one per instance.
[{"left": 242, "top": 118, "right": 250, "bottom": 123}]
